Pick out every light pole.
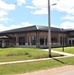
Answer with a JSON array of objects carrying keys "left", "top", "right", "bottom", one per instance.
[
  {"left": 61, "top": 28, "right": 64, "bottom": 52},
  {"left": 48, "top": 0, "right": 57, "bottom": 57}
]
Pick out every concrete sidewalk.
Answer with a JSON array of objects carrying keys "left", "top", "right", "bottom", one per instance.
[
  {"left": 0, "top": 49, "right": 74, "bottom": 65},
  {"left": 52, "top": 50, "right": 74, "bottom": 56},
  {"left": 42, "top": 49, "right": 74, "bottom": 56},
  {"left": 0, "top": 56, "right": 68, "bottom": 65}
]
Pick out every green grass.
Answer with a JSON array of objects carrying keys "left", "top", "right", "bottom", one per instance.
[
  {"left": 0, "top": 48, "right": 74, "bottom": 75},
  {"left": 52, "top": 47, "right": 74, "bottom": 54},
  {"left": 0, "top": 48, "right": 60, "bottom": 62},
  {"left": 0, "top": 57, "right": 74, "bottom": 75}
]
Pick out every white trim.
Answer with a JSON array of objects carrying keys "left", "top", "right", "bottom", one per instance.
[{"left": 36, "top": 25, "right": 39, "bottom": 29}]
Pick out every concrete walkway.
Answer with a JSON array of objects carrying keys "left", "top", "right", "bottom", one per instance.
[
  {"left": 0, "top": 49, "right": 74, "bottom": 65},
  {"left": 0, "top": 56, "right": 68, "bottom": 65},
  {"left": 42, "top": 49, "right": 74, "bottom": 56}
]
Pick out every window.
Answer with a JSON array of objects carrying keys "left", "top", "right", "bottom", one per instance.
[
  {"left": 72, "top": 40, "right": 74, "bottom": 45},
  {"left": 65, "top": 37, "right": 67, "bottom": 45},
  {"left": 28, "top": 36, "right": 30, "bottom": 45},
  {"left": 51, "top": 36, "right": 57, "bottom": 43},
  {"left": 69, "top": 40, "right": 71, "bottom": 45},
  {"left": 40, "top": 36, "right": 44, "bottom": 45},
  {"left": 45, "top": 36, "right": 47, "bottom": 45},
  {"left": 60, "top": 37, "right": 62, "bottom": 45},
  {"left": 31, "top": 36, "right": 36, "bottom": 45},
  {"left": 19, "top": 36, "right": 25, "bottom": 45}
]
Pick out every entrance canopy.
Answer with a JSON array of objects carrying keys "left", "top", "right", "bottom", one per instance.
[{"left": 0, "top": 36, "right": 13, "bottom": 39}]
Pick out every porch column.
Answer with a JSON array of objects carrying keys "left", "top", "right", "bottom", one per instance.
[
  {"left": 2, "top": 40, "right": 5, "bottom": 47},
  {"left": 16, "top": 34, "right": 19, "bottom": 46}
]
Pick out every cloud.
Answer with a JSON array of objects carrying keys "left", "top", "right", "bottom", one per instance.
[
  {"left": 32, "top": 0, "right": 47, "bottom": 8},
  {"left": 26, "top": 6, "right": 36, "bottom": 9},
  {"left": 33, "top": 8, "right": 48, "bottom": 14},
  {"left": 52, "top": 0, "right": 74, "bottom": 15},
  {"left": 26, "top": 0, "right": 57, "bottom": 14},
  {"left": 61, "top": 22, "right": 74, "bottom": 29},
  {"left": 17, "top": 0, "right": 26, "bottom": 6},
  {"left": 0, "top": 0, "right": 17, "bottom": 23},
  {"left": 0, "top": 0, "right": 16, "bottom": 10},
  {"left": 21, "top": 22, "right": 33, "bottom": 26},
  {"left": 0, "top": 10, "right": 8, "bottom": 17},
  {"left": 27, "top": 0, "right": 74, "bottom": 15},
  {"left": 0, "top": 17, "right": 9, "bottom": 21},
  {"left": 0, "top": 22, "right": 33, "bottom": 32},
  {"left": 51, "top": 24, "right": 59, "bottom": 28},
  {"left": 0, "top": 24, "right": 9, "bottom": 31},
  {"left": 28, "top": 0, "right": 48, "bottom": 14}
]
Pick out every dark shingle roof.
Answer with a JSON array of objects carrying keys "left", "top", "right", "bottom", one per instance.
[
  {"left": 36, "top": 25, "right": 64, "bottom": 32},
  {"left": 0, "top": 25, "right": 65, "bottom": 34},
  {"left": 0, "top": 25, "right": 37, "bottom": 34}
]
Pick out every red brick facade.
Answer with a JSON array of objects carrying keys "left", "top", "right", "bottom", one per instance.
[{"left": 0, "top": 31, "right": 67, "bottom": 48}]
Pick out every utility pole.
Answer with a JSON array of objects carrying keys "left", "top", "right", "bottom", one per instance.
[{"left": 48, "top": 0, "right": 57, "bottom": 57}]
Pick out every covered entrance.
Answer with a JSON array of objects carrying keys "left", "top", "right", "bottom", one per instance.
[{"left": 0, "top": 36, "right": 13, "bottom": 47}]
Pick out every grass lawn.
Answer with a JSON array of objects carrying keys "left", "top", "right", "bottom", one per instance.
[
  {"left": 0, "top": 48, "right": 74, "bottom": 75},
  {"left": 0, "top": 57, "right": 74, "bottom": 75},
  {"left": 0, "top": 48, "right": 61, "bottom": 62},
  {"left": 52, "top": 46, "right": 74, "bottom": 54}
]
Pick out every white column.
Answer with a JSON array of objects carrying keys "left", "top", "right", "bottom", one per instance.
[
  {"left": 16, "top": 43, "right": 19, "bottom": 46},
  {"left": 2, "top": 40, "right": 5, "bottom": 47}
]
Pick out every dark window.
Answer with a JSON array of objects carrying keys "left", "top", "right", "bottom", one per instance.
[
  {"left": 63, "top": 37, "right": 64, "bottom": 45},
  {"left": 45, "top": 36, "right": 47, "bottom": 45},
  {"left": 60, "top": 37, "right": 62, "bottom": 45},
  {"left": 31, "top": 36, "right": 36, "bottom": 45},
  {"left": 72, "top": 40, "right": 74, "bottom": 45},
  {"left": 28, "top": 36, "right": 30, "bottom": 45},
  {"left": 19, "top": 36, "right": 25, "bottom": 45},
  {"left": 65, "top": 37, "right": 67, "bottom": 45},
  {"left": 51, "top": 36, "right": 57, "bottom": 43},
  {"left": 40, "top": 36, "right": 44, "bottom": 45},
  {"left": 69, "top": 40, "right": 71, "bottom": 45}
]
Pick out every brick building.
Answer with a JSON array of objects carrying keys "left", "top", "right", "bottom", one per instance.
[{"left": 0, "top": 25, "right": 73, "bottom": 48}]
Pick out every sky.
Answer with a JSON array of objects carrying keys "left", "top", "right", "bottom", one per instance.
[{"left": 0, "top": 0, "right": 74, "bottom": 31}]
